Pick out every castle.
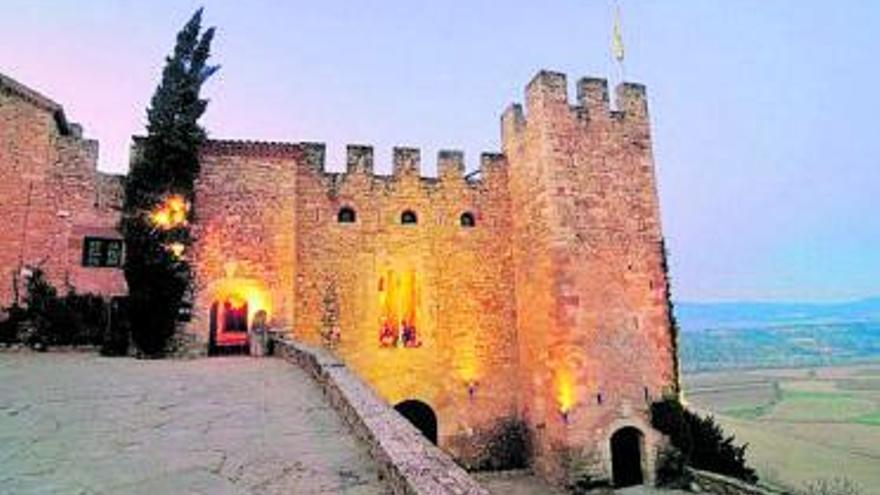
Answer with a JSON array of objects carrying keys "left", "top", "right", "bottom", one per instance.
[{"left": 1, "top": 69, "right": 679, "bottom": 488}]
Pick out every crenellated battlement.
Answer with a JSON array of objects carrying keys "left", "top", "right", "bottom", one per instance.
[
  {"left": 346, "top": 145, "right": 374, "bottom": 174},
  {"left": 392, "top": 147, "right": 421, "bottom": 176},
  {"left": 200, "top": 137, "right": 508, "bottom": 197},
  {"left": 504, "top": 70, "right": 650, "bottom": 139}
]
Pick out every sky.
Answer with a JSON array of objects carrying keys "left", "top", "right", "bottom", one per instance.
[{"left": 1, "top": 1, "right": 878, "bottom": 303}]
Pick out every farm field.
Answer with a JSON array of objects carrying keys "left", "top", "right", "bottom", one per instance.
[{"left": 684, "top": 363, "right": 880, "bottom": 494}]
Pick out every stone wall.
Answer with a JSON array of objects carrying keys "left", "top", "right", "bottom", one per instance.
[
  {"left": 502, "top": 71, "right": 677, "bottom": 484},
  {"left": 188, "top": 140, "right": 299, "bottom": 349},
  {"left": 191, "top": 139, "right": 520, "bottom": 461},
  {"left": 0, "top": 73, "right": 125, "bottom": 307},
  {"left": 291, "top": 144, "right": 519, "bottom": 463},
  {"left": 689, "top": 469, "right": 789, "bottom": 495},
  {"left": 274, "top": 336, "right": 489, "bottom": 495},
  {"left": 2, "top": 68, "right": 681, "bottom": 489}
]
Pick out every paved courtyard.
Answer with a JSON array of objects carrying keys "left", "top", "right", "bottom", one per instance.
[{"left": 0, "top": 353, "right": 387, "bottom": 494}]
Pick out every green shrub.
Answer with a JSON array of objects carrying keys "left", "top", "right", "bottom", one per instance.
[
  {"left": 0, "top": 304, "right": 27, "bottom": 344},
  {"left": 655, "top": 445, "right": 692, "bottom": 488},
  {"left": 7, "top": 268, "right": 115, "bottom": 350},
  {"left": 100, "top": 297, "right": 130, "bottom": 356},
  {"left": 651, "top": 397, "right": 758, "bottom": 484}
]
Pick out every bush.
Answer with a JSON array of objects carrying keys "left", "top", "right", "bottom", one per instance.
[
  {"left": 22, "top": 270, "right": 109, "bottom": 347},
  {"left": 651, "top": 397, "right": 758, "bottom": 484},
  {"left": 100, "top": 297, "right": 130, "bottom": 356},
  {"left": 0, "top": 304, "right": 27, "bottom": 344},
  {"left": 3, "top": 268, "right": 120, "bottom": 351},
  {"left": 63, "top": 293, "right": 108, "bottom": 346},
  {"left": 655, "top": 445, "right": 692, "bottom": 488},
  {"left": 473, "top": 418, "right": 530, "bottom": 471}
]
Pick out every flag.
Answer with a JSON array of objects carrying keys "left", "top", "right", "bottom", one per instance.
[{"left": 612, "top": 5, "right": 625, "bottom": 63}]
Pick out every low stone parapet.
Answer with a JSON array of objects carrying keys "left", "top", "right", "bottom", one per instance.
[
  {"left": 273, "top": 336, "right": 489, "bottom": 495},
  {"left": 689, "top": 469, "right": 789, "bottom": 495}
]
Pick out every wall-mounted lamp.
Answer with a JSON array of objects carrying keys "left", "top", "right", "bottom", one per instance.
[{"left": 467, "top": 381, "right": 478, "bottom": 399}]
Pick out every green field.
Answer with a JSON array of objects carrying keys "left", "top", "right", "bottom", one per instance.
[{"left": 684, "top": 363, "right": 880, "bottom": 494}]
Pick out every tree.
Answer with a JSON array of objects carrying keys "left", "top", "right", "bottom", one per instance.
[
  {"left": 121, "top": 9, "right": 218, "bottom": 356},
  {"left": 651, "top": 397, "right": 758, "bottom": 484}
]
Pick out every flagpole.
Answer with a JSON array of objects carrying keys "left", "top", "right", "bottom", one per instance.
[{"left": 611, "top": 1, "right": 626, "bottom": 85}]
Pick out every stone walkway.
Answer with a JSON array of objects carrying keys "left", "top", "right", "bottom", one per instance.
[{"left": 0, "top": 353, "right": 387, "bottom": 494}]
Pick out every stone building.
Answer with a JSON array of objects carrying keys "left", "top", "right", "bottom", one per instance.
[
  {"left": 0, "top": 69, "right": 679, "bottom": 488},
  {"left": 0, "top": 73, "right": 126, "bottom": 306}
]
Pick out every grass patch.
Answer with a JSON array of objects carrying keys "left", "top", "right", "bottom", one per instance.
[
  {"left": 781, "top": 389, "right": 855, "bottom": 401},
  {"left": 853, "top": 411, "right": 880, "bottom": 426},
  {"left": 724, "top": 403, "right": 774, "bottom": 420},
  {"left": 835, "top": 378, "right": 880, "bottom": 391},
  {"left": 769, "top": 390, "right": 875, "bottom": 422}
]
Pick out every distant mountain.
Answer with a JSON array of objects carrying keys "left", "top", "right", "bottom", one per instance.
[
  {"left": 674, "top": 298, "right": 880, "bottom": 372},
  {"left": 674, "top": 297, "right": 880, "bottom": 332}
]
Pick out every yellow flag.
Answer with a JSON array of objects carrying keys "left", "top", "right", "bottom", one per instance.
[{"left": 612, "top": 6, "right": 625, "bottom": 63}]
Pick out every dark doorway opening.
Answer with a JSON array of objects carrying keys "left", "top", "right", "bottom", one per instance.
[
  {"left": 208, "top": 299, "right": 250, "bottom": 356},
  {"left": 611, "top": 427, "right": 644, "bottom": 488},
  {"left": 208, "top": 302, "right": 219, "bottom": 356},
  {"left": 394, "top": 400, "right": 437, "bottom": 444},
  {"left": 223, "top": 300, "right": 248, "bottom": 333}
]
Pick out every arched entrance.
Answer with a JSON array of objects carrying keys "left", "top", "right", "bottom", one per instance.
[
  {"left": 611, "top": 426, "right": 644, "bottom": 488},
  {"left": 208, "top": 297, "right": 250, "bottom": 356},
  {"left": 394, "top": 400, "right": 437, "bottom": 444}
]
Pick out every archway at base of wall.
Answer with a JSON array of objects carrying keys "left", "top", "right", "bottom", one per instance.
[
  {"left": 611, "top": 426, "right": 644, "bottom": 488},
  {"left": 207, "top": 299, "right": 250, "bottom": 356},
  {"left": 393, "top": 400, "right": 437, "bottom": 444}
]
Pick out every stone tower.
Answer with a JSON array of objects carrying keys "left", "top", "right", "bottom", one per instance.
[{"left": 503, "top": 71, "right": 679, "bottom": 485}]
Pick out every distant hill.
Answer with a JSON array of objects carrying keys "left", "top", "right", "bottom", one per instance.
[
  {"left": 674, "top": 298, "right": 880, "bottom": 372},
  {"left": 675, "top": 297, "right": 880, "bottom": 332}
]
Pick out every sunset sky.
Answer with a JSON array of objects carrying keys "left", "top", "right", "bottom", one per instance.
[{"left": 1, "top": 1, "right": 877, "bottom": 302}]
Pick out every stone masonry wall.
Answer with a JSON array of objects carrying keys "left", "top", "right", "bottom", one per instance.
[
  {"left": 187, "top": 140, "right": 299, "bottom": 349},
  {"left": 3, "top": 69, "right": 680, "bottom": 489},
  {"left": 689, "top": 469, "right": 787, "bottom": 495},
  {"left": 502, "top": 71, "right": 678, "bottom": 485},
  {"left": 291, "top": 145, "right": 519, "bottom": 464},
  {"left": 274, "top": 337, "right": 490, "bottom": 495},
  {"left": 0, "top": 73, "right": 125, "bottom": 308}
]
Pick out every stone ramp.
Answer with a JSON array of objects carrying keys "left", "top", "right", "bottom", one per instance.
[{"left": 0, "top": 353, "right": 388, "bottom": 494}]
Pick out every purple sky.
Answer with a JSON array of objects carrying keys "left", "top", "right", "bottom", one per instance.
[{"left": 1, "top": 1, "right": 878, "bottom": 303}]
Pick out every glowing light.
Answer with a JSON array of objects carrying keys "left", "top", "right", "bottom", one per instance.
[
  {"left": 556, "top": 368, "right": 576, "bottom": 416},
  {"left": 213, "top": 278, "right": 271, "bottom": 328},
  {"left": 150, "top": 194, "right": 189, "bottom": 230},
  {"left": 226, "top": 294, "right": 247, "bottom": 310},
  {"left": 166, "top": 242, "right": 186, "bottom": 259},
  {"left": 378, "top": 269, "right": 421, "bottom": 348}
]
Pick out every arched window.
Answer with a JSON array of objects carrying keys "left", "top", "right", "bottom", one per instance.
[
  {"left": 401, "top": 210, "right": 418, "bottom": 225},
  {"left": 338, "top": 206, "right": 356, "bottom": 223},
  {"left": 460, "top": 211, "right": 476, "bottom": 228}
]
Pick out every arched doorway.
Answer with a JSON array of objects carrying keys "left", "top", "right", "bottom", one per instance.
[
  {"left": 394, "top": 400, "right": 437, "bottom": 444},
  {"left": 611, "top": 426, "right": 644, "bottom": 488},
  {"left": 208, "top": 297, "right": 250, "bottom": 356}
]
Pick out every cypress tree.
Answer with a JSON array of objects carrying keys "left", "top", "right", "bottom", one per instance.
[{"left": 121, "top": 9, "right": 218, "bottom": 356}]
